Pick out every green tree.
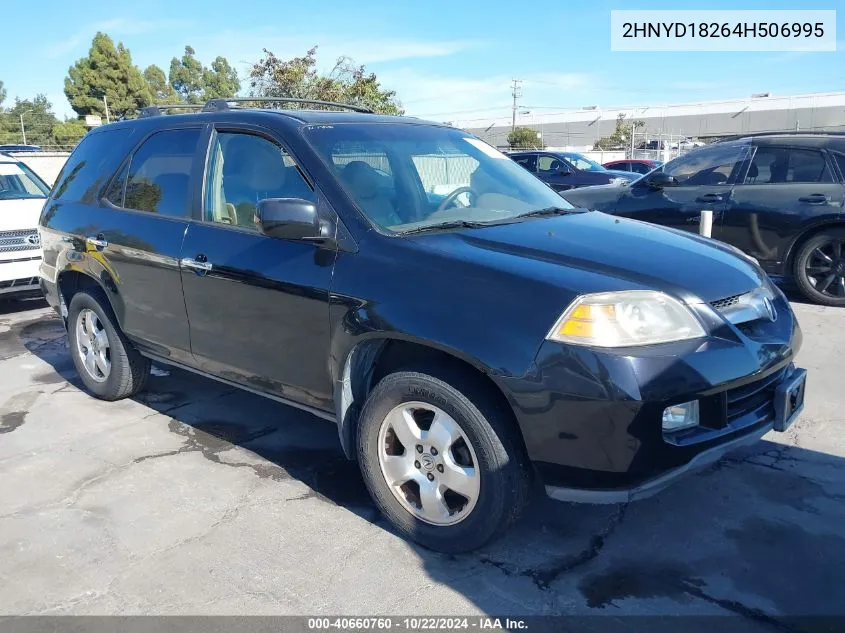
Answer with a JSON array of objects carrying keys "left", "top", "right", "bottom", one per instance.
[
  {"left": 169, "top": 46, "right": 240, "bottom": 104},
  {"left": 248, "top": 46, "right": 403, "bottom": 114},
  {"left": 507, "top": 126, "right": 543, "bottom": 149},
  {"left": 0, "top": 95, "right": 59, "bottom": 146},
  {"left": 0, "top": 81, "right": 6, "bottom": 108},
  {"left": 143, "top": 65, "right": 179, "bottom": 103},
  {"left": 593, "top": 113, "right": 645, "bottom": 151},
  {"left": 52, "top": 118, "right": 89, "bottom": 148},
  {"left": 64, "top": 32, "right": 151, "bottom": 119}
]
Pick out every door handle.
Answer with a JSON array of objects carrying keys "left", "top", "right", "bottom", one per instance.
[
  {"left": 695, "top": 193, "right": 725, "bottom": 203},
  {"left": 180, "top": 257, "right": 213, "bottom": 272},
  {"left": 86, "top": 235, "right": 108, "bottom": 248},
  {"left": 798, "top": 194, "right": 829, "bottom": 204}
]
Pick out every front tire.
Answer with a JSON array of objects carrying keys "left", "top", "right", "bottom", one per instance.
[
  {"left": 67, "top": 289, "right": 151, "bottom": 400},
  {"left": 357, "top": 369, "right": 531, "bottom": 553},
  {"left": 793, "top": 230, "right": 845, "bottom": 306}
]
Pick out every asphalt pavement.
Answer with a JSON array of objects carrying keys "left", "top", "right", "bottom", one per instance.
[{"left": 0, "top": 296, "right": 843, "bottom": 625}]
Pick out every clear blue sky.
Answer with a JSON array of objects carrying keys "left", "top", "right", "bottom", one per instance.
[{"left": 2, "top": 0, "right": 843, "bottom": 122}]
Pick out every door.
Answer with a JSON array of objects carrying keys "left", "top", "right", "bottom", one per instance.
[
  {"left": 180, "top": 128, "right": 336, "bottom": 411},
  {"left": 719, "top": 144, "right": 845, "bottom": 267},
  {"left": 615, "top": 142, "right": 750, "bottom": 233},
  {"left": 87, "top": 127, "right": 203, "bottom": 363}
]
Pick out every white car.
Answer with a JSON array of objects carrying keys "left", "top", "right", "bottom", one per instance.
[{"left": 0, "top": 155, "right": 50, "bottom": 299}]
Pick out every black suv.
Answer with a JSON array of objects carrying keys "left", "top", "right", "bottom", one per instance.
[
  {"left": 508, "top": 150, "right": 638, "bottom": 191},
  {"left": 37, "top": 99, "right": 807, "bottom": 553},
  {"left": 563, "top": 133, "right": 845, "bottom": 306}
]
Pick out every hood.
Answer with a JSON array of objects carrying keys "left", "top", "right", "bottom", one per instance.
[
  {"left": 602, "top": 169, "right": 639, "bottom": 180},
  {"left": 0, "top": 198, "right": 46, "bottom": 232},
  {"left": 416, "top": 211, "right": 766, "bottom": 304}
]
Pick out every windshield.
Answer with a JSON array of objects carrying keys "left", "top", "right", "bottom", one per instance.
[
  {"left": 561, "top": 153, "right": 606, "bottom": 172},
  {"left": 0, "top": 162, "right": 50, "bottom": 199},
  {"left": 304, "top": 123, "right": 573, "bottom": 233}
]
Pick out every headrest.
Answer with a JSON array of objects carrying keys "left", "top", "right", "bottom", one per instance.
[{"left": 342, "top": 161, "right": 379, "bottom": 199}]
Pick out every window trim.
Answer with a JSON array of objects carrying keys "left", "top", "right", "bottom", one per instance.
[
  {"left": 736, "top": 143, "right": 837, "bottom": 187},
  {"left": 99, "top": 123, "right": 205, "bottom": 220}
]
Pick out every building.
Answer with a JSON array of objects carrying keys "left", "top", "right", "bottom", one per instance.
[{"left": 451, "top": 91, "right": 845, "bottom": 152}]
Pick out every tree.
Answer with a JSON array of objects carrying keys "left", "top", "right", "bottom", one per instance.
[
  {"left": 507, "top": 126, "right": 543, "bottom": 149},
  {"left": 52, "top": 118, "right": 89, "bottom": 148},
  {"left": 143, "top": 65, "right": 179, "bottom": 104},
  {"left": 64, "top": 32, "right": 151, "bottom": 119},
  {"left": 169, "top": 46, "right": 240, "bottom": 104},
  {"left": 0, "top": 81, "right": 6, "bottom": 108},
  {"left": 0, "top": 95, "right": 59, "bottom": 146},
  {"left": 248, "top": 46, "right": 403, "bottom": 115},
  {"left": 593, "top": 113, "right": 645, "bottom": 151}
]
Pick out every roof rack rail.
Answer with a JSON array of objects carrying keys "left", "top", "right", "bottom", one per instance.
[
  {"left": 203, "top": 97, "right": 373, "bottom": 114},
  {"left": 714, "top": 130, "right": 845, "bottom": 142},
  {"left": 139, "top": 104, "right": 206, "bottom": 118}
]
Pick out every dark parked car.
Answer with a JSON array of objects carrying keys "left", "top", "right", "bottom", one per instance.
[
  {"left": 508, "top": 150, "right": 638, "bottom": 191},
  {"left": 563, "top": 133, "right": 845, "bottom": 306},
  {"left": 37, "top": 99, "right": 807, "bottom": 553},
  {"left": 602, "top": 158, "right": 662, "bottom": 175},
  {"left": 0, "top": 144, "right": 42, "bottom": 153}
]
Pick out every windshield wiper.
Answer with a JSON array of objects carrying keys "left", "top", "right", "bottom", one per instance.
[
  {"left": 399, "top": 220, "right": 496, "bottom": 235},
  {"left": 515, "top": 206, "right": 585, "bottom": 219}
]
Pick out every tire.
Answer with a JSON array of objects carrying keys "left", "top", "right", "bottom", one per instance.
[
  {"left": 793, "top": 229, "right": 845, "bottom": 307},
  {"left": 356, "top": 368, "right": 531, "bottom": 553},
  {"left": 67, "top": 289, "right": 151, "bottom": 400}
]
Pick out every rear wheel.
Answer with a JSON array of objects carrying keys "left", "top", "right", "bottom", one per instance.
[
  {"left": 67, "top": 289, "right": 151, "bottom": 400},
  {"left": 357, "top": 369, "right": 531, "bottom": 553},
  {"left": 793, "top": 230, "right": 845, "bottom": 306}
]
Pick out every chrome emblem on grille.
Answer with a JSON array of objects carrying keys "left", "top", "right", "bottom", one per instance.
[
  {"left": 25, "top": 233, "right": 40, "bottom": 246},
  {"left": 762, "top": 296, "right": 777, "bottom": 322}
]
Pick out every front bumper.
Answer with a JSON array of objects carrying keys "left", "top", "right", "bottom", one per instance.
[
  {"left": 499, "top": 290, "right": 805, "bottom": 497},
  {"left": 0, "top": 256, "right": 41, "bottom": 296}
]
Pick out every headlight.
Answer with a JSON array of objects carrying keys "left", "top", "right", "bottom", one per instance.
[
  {"left": 547, "top": 290, "right": 706, "bottom": 347},
  {"left": 609, "top": 177, "right": 631, "bottom": 186}
]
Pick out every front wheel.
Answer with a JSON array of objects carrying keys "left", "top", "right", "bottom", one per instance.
[
  {"left": 356, "top": 370, "right": 531, "bottom": 553},
  {"left": 793, "top": 230, "right": 845, "bottom": 306}
]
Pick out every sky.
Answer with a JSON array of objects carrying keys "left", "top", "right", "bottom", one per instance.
[{"left": 1, "top": 0, "right": 843, "bottom": 125}]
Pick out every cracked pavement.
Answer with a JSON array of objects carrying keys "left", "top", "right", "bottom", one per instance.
[{"left": 0, "top": 296, "right": 843, "bottom": 624}]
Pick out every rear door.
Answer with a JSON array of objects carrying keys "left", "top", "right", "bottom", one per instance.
[
  {"left": 180, "top": 125, "right": 336, "bottom": 412},
  {"left": 614, "top": 142, "right": 749, "bottom": 233},
  {"left": 718, "top": 143, "right": 845, "bottom": 266}
]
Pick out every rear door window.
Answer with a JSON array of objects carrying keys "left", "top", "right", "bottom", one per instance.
[
  {"left": 122, "top": 128, "right": 201, "bottom": 217},
  {"left": 745, "top": 146, "right": 833, "bottom": 184}
]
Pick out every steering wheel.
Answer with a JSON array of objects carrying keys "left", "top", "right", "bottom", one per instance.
[{"left": 436, "top": 186, "right": 476, "bottom": 213}]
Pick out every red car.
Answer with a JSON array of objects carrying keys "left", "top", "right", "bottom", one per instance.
[{"left": 602, "top": 159, "right": 662, "bottom": 175}]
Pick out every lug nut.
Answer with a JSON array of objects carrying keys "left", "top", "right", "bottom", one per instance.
[
  {"left": 416, "top": 445, "right": 423, "bottom": 453},
  {"left": 427, "top": 473, "right": 435, "bottom": 481},
  {"left": 430, "top": 447, "right": 438, "bottom": 456},
  {"left": 437, "top": 464, "right": 444, "bottom": 473},
  {"left": 414, "top": 461, "right": 421, "bottom": 469}
]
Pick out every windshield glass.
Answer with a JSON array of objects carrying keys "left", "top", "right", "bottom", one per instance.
[
  {"left": 561, "top": 153, "right": 606, "bottom": 172},
  {"left": 304, "top": 123, "right": 573, "bottom": 233},
  {"left": 0, "top": 161, "right": 50, "bottom": 199}
]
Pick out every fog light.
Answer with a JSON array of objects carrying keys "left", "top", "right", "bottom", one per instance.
[{"left": 662, "top": 400, "right": 699, "bottom": 432}]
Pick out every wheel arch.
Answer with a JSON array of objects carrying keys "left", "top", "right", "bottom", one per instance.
[
  {"left": 334, "top": 336, "right": 525, "bottom": 462},
  {"left": 57, "top": 269, "right": 123, "bottom": 329},
  {"left": 784, "top": 219, "right": 845, "bottom": 274}
]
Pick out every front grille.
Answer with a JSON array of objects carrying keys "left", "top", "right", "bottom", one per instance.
[
  {"left": 0, "top": 276, "right": 38, "bottom": 290},
  {"left": 0, "top": 228, "right": 40, "bottom": 253},
  {"left": 725, "top": 366, "right": 787, "bottom": 423},
  {"left": 710, "top": 293, "right": 743, "bottom": 310}
]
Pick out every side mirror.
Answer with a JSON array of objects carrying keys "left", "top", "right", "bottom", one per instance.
[
  {"left": 257, "top": 198, "right": 320, "bottom": 240},
  {"left": 646, "top": 172, "right": 678, "bottom": 190}
]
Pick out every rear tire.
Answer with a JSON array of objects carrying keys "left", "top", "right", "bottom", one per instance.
[
  {"left": 793, "top": 230, "right": 845, "bottom": 307},
  {"left": 67, "top": 289, "right": 150, "bottom": 400},
  {"left": 356, "top": 368, "right": 531, "bottom": 553}
]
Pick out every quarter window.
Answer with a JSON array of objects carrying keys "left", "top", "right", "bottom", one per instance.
[
  {"left": 745, "top": 147, "right": 833, "bottom": 184},
  {"left": 123, "top": 128, "right": 200, "bottom": 217},
  {"left": 204, "top": 131, "right": 314, "bottom": 230}
]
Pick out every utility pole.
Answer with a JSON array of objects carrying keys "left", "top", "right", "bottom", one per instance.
[
  {"left": 510, "top": 79, "right": 522, "bottom": 131},
  {"left": 19, "top": 113, "right": 27, "bottom": 145},
  {"left": 103, "top": 95, "right": 111, "bottom": 124}
]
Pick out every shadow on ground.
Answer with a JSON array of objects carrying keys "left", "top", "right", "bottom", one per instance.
[{"left": 4, "top": 308, "right": 845, "bottom": 628}]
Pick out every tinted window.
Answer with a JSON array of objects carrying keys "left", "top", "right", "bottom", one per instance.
[
  {"left": 123, "top": 129, "right": 200, "bottom": 217},
  {"left": 52, "top": 128, "right": 134, "bottom": 203},
  {"left": 204, "top": 131, "right": 314, "bottom": 229},
  {"left": 104, "top": 161, "right": 129, "bottom": 207},
  {"left": 834, "top": 153, "right": 845, "bottom": 181},
  {"left": 663, "top": 144, "right": 748, "bottom": 185},
  {"left": 631, "top": 162, "right": 651, "bottom": 174},
  {"left": 745, "top": 147, "right": 833, "bottom": 184},
  {"left": 513, "top": 155, "right": 536, "bottom": 171}
]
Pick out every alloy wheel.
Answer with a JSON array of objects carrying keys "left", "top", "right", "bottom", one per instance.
[
  {"left": 75, "top": 308, "right": 111, "bottom": 382},
  {"left": 804, "top": 238, "right": 845, "bottom": 299},
  {"left": 377, "top": 401, "right": 480, "bottom": 526}
]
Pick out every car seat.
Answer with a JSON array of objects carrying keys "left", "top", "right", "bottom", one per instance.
[{"left": 340, "top": 161, "right": 402, "bottom": 227}]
